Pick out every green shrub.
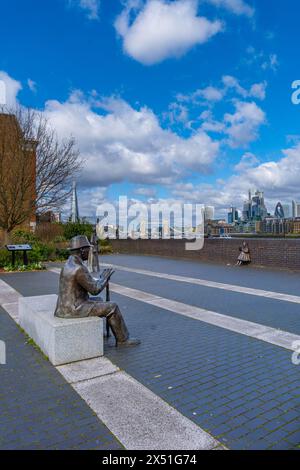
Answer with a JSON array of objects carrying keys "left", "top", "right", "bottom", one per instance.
[
  {"left": 0, "top": 249, "right": 11, "bottom": 268},
  {"left": 53, "top": 235, "right": 67, "bottom": 243},
  {"left": 55, "top": 248, "right": 70, "bottom": 260},
  {"left": 63, "top": 222, "right": 94, "bottom": 240},
  {"left": 3, "top": 262, "right": 46, "bottom": 272},
  {"left": 28, "top": 242, "right": 55, "bottom": 263},
  {"left": 11, "top": 229, "right": 38, "bottom": 244},
  {"left": 0, "top": 231, "right": 70, "bottom": 268},
  {"left": 0, "top": 223, "right": 104, "bottom": 268}
]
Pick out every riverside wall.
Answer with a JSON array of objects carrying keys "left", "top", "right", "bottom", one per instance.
[{"left": 109, "top": 238, "right": 300, "bottom": 271}]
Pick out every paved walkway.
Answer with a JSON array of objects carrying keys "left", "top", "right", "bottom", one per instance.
[
  {"left": 0, "top": 271, "right": 222, "bottom": 450},
  {"left": 0, "top": 305, "right": 123, "bottom": 450},
  {"left": 0, "top": 255, "right": 300, "bottom": 450}
]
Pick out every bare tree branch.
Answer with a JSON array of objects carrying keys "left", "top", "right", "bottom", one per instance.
[{"left": 0, "top": 105, "right": 82, "bottom": 236}]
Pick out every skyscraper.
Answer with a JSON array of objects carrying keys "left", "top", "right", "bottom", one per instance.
[
  {"left": 282, "top": 204, "right": 291, "bottom": 218},
  {"left": 228, "top": 207, "right": 239, "bottom": 224},
  {"left": 292, "top": 200, "right": 300, "bottom": 218},
  {"left": 292, "top": 200, "right": 296, "bottom": 218},
  {"left": 204, "top": 206, "right": 215, "bottom": 221},
  {"left": 252, "top": 191, "right": 268, "bottom": 220},
  {"left": 70, "top": 181, "right": 80, "bottom": 223},
  {"left": 274, "top": 202, "right": 285, "bottom": 219},
  {"left": 243, "top": 190, "right": 268, "bottom": 221}
]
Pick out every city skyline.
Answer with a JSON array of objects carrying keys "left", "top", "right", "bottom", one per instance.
[
  {"left": 0, "top": 0, "right": 300, "bottom": 219},
  {"left": 227, "top": 190, "right": 300, "bottom": 223}
]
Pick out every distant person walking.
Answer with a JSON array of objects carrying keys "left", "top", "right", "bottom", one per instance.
[{"left": 237, "top": 241, "right": 251, "bottom": 266}]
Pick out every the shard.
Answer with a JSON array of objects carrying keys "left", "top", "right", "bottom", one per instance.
[{"left": 70, "top": 181, "right": 80, "bottom": 223}]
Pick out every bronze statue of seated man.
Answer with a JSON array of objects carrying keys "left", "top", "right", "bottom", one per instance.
[{"left": 55, "top": 235, "right": 140, "bottom": 347}]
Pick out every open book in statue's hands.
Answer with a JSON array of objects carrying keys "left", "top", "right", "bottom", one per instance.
[{"left": 100, "top": 268, "right": 115, "bottom": 286}]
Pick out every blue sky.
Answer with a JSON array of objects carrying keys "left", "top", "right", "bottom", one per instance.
[{"left": 0, "top": 0, "right": 300, "bottom": 218}]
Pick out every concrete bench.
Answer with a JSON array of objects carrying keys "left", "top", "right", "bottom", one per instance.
[{"left": 19, "top": 295, "right": 103, "bottom": 366}]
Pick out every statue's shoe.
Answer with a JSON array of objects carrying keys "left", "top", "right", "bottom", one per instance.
[{"left": 117, "top": 338, "right": 141, "bottom": 347}]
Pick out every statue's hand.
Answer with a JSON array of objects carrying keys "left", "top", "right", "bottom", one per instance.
[{"left": 101, "top": 268, "right": 115, "bottom": 284}]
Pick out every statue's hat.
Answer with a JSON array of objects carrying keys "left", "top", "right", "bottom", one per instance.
[{"left": 70, "top": 235, "right": 91, "bottom": 251}]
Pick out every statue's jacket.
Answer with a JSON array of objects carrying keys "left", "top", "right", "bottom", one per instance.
[{"left": 55, "top": 255, "right": 104, "bottom": 318}]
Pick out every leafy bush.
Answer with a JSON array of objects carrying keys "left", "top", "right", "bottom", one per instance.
[
  {"left": 0, "top": 249, "right": 11, "bottom": 267},
  {"left": 0, "top": 223, "right": 107, "bottom": 269},
  {"left": 63, "top": 222, "right": 94, "bottom": 241},
  {"left": 55, "top": 247, "right": 70, "bottom": 260},
  {"left": 53, "top": 235, "right": 67, "bottom": 243},
  {"left": 0, "top": 225, "right": 71, "bottom": 268},
  {"left": 11, "top": 229, "right": 38, "bottom": 244},
  {"left": 27, "top": 242, "right": 54, "bottom": 262},
  {"left": 0, "top": 242, "right": 69, "bottom": 268},
  {"left": 3, "top": 262, "right": 46, "bottom": 272}
]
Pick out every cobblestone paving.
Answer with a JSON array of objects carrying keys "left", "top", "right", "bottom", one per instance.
[
  {"left": 106, "top": 294, "right": 300, "bottom": 451},
  {"left": 0, "top": 306, "right": 123, "bottom": 450},
  {"left": 102, "top": 254, "right": 300, "bottom": 296},
  {"left": 112, "top": 270, "right": 300, "bottom": 335},
  {"left": 1, "top": 267, "right": 300, "bottom": 450}
]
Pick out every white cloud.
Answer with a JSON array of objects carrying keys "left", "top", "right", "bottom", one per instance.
[
  {"left": 164, "top": 102, "right": 189, "bottom": 126},
  {"left": 0, "top": 71, "right": 22, "bottom": 107},
  {"left": 77, "top": 186, "right": 107, "bottom": 216},
  {"left": 44, "top": 91, "right": 219, "bottom": 187},
  {"left": 245, "top": 48, "right": 279, "bottom": 73},
  {"left": 234, "top": 152, "right": 259, "bottom": 172},
  {"left": 224, "top": 101, "right": 266, "bottom": 148},
  {"left": 178, "top": 85, "right": 224, "bottom": 104},
  {"left": 27, "top": 79, "right": 37, "bottom": 93},
  {"left": 176, "top": 77, "right": 267, "bottom": 140},
  {"left": 200, "top": 110, "right": 225, "bottom": 133},
  {"left": 177, "top": 77, "right": 267, "bottom": 118},
  {"left": 199, "top": 86, "right": 224, "bottom": 102},
  {"left": 0, "top": 81, "right": 5, "bottom": 106},
  {"left": 115, "top": 0, "right": 223, "bottom": 65},
  {"left": 177, "top": 143, "right": 300, "bottom": 216},
  {"left": 218, "top": 143, "right": 300, "bottom": 212},
  {"left": 0, "top": 70, "right": 284, "bottom": 220},
  {"left": 222, "top": 75, "right": 248, "bottom": 97},
  {"left": 222, "top": 75, "right": 267, "bottom": 101},
  {"left": 69, "top": 0, "right": 100, "bottom": 20},
  {"left": 233, "top": 144, "right": 300, "bottom": 194},
  {"left": 207, "top": 0, "right": 254, "bottom": 17},
  {"left": 249, "top": 82, "right": 267, "bottom": 100}
]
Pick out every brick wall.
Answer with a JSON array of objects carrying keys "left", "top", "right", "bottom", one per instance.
[{"left": 110, "top": 238, "right": 300, "bottom": 271}]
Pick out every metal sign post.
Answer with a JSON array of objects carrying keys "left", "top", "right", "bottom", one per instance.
[{"left": 5, "top": 245, "right": 32, "bottom": 267}]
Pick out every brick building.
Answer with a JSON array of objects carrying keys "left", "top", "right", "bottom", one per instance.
[{"left": 0, "top": 113, "right": 36, "bottom": 244}]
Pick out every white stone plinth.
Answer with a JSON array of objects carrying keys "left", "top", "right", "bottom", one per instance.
[{"left": 19, "top": 295, "right": 103, "bottom": 366}]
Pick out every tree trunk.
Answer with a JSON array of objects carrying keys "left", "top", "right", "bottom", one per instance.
[{"left": 2, "top": 230, "right": 10, "bottom": 246}]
